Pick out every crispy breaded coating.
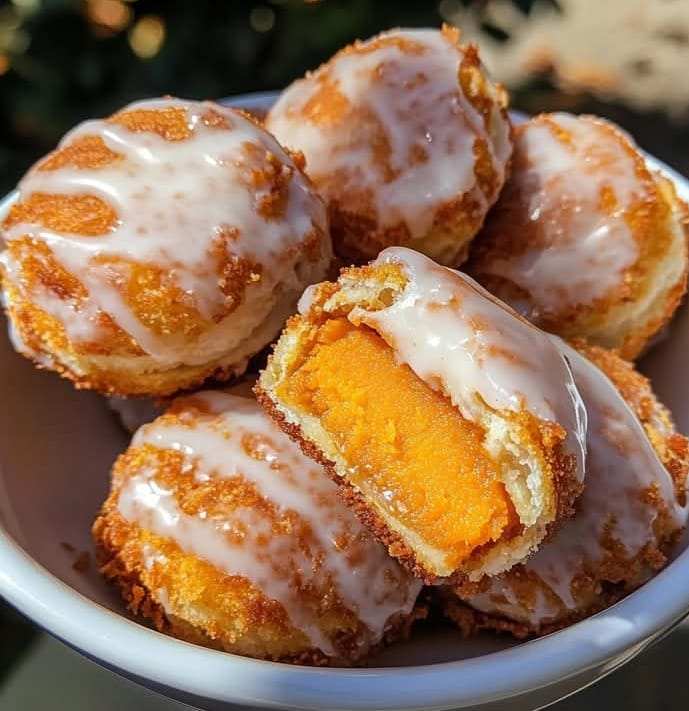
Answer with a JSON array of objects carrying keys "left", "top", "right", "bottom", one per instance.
[
  {"left": 444, "top": 342, "right": 689, "bottom": 637},
  {"left": 257, "top": 247, "right": 588, "bottom": 583},
  {"left": 94, "top": 390, "right": 422, "bottom": 665},
  {"left": 467, "top": 112, "right": 689, "bottom": 359},
  {"left": 0, "top": 98, "right": 331, "bottom": 396},
  {"left": 267, "top": 25, "right": 512, "bottom": 266}
]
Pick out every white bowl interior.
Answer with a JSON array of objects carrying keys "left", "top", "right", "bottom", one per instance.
[{"left": 1, "top": 92, "right": 689, "bottom": 709}]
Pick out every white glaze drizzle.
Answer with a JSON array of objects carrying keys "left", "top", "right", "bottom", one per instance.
[
  {"left": 467, "top": 343, "right": 688, "bottom": 625},
  {"left": 328, "top": 246, "right": 587, "bottom": 479},
  {"left": 267, "top": 28, "right": 511, "bottom": 239},
  {"left": 117, "top": 391, "right": 420, "bottom": 655},
  {"left": 1, "top": 98, "right": 327, "bottom": 366},
  {"left": 482, "top": 113, "right": 643, "bottom": 314}
]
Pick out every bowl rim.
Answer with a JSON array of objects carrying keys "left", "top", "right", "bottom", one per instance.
[{"left": 1, "top": 90, "right": 689, "bottom": 711}]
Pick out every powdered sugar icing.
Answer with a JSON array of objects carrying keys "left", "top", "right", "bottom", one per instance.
[
  {"left": 333, "top": 246, "right": 587, "bottom": 480},
  {"left": 268, "top": 28, "right": 511, "bottom": 239},
  {"left": 117, "top": 391, "right": 420, "bottom": 655},
  {"left": 481, "top": 113, "right": 644, "bottom": 314},
  {"left": 466, "top": 343, "right": 688, "bottom": 626},
  {"left": 1, "top": 98, "right": 328, "bottom": 366}
]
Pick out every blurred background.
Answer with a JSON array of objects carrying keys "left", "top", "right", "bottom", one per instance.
[
  {"left": 1, "top": 0, "right": 689, "bottom": 195},
  {"left": 1, "top": 0, "right": 689, "bottom": 708}
]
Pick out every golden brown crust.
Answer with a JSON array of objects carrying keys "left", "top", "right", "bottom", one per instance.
[
  {"left": 439, "top": 516, "right": 681, "bottom": 638},
  {"left": 467, "top": 114, "right": 689, "bottom": 359},
  {"left": 575, "top": 340, "right": 689, "bottom": 503},
  {"left": 1, "top": 100, "right": 330, "bottom": 397},
  {"left": 328, "top": 181, "right": 493, "bottom": 268},
  {"left": 443, "top": 344, "right": 689, "bottom": 637},
  {"left": 93, "top": 400, "right": 421, "bottom": 664},
  {"left": 267, "top": 25, "right": 512, "bottom": 267},
  {"left": 2, "top": 294, "right": 249, "bottom": 397},
  {"left": 94, "top": 520, "right": 341, "bottom": 666},
  {"left": 255, "top": 259, "right": 584, "bottom": 583},
  {"left": 465, "top": 529, "right": 678, "bottom": 636}
]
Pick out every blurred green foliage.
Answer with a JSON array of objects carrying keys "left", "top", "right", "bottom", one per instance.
[
  {"left": 0, "top": 0, "right": 448, "bottom": 192},
  {"left": 0, "top": 0, "right": 686, "bottom": 194},
  {"left": 0, "top": 0, "right": 560, "bottom": 193}
]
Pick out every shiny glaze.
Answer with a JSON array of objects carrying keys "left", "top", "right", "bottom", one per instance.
[
  {"left": 117, "top": 391, "right": 421, "bottom": 654},
  {"left": 1, "top": 98, "right": 328, "bottom": 366},
  {"left": 336, "top": 246, "right": 587, "bottom": 479},
  {"left": 268, "top": 28, "right": 511, "bottom": 239},
  {"left": 467, "top": 343, "right": 688, "bottom": 625}
]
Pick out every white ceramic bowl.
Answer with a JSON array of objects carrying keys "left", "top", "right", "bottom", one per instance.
[{"left": 1, "top": 92, "right": 689, "bottom": 711}]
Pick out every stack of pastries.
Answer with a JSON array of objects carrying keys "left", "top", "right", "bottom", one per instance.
[{"left": 2, "top": 26, "right": 688, "bottom": 666}]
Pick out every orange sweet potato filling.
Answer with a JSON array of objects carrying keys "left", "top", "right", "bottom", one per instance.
[{"left": 279, "top": 318, "right": 518, "bottom": 570}]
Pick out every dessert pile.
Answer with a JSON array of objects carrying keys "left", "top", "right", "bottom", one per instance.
[{"left": 2, "top": 26, "right": 688, "bottom": 666}]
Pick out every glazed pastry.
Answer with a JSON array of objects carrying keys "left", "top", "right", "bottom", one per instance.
[
  {"left": 0, "top": 97, "right": 331, "bottom": 396},
  {"left": 93, "top": 390, "right": 421, "bottom": 665},
  {"left": 467, "top": 112, "right": 689, "bottom": 359},
  {"left": 266, "top": 26, "right": 512, "bottom": 266},
  {"left": 443, "top": 343, "right": 689, "bottom": 637},
  {"left": 256, "top": 247, "right": 587, "bottom": 582}
]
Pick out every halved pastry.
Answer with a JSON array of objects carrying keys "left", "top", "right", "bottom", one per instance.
[
  {"left": 1, "top": 97, "right": 331, "bottom": 396},
  {"left": 94, "top": 390, "right": 422, "bottom": 665},
  {"left": 256, "top": 247, "right": 587, "bottom": 582},
  {"left": 444, "top": 343, "right": 689, "bottom": 637},
  {"left": 266, "top": 25, "right": 512, "bottom": 266},
  {"left": 467, "top": 112, "right": 689, "bottom": 359}
]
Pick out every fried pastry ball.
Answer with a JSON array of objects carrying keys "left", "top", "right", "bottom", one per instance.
[
  {"left": 443, "top": 343, "right": 689, "bottom": 637},
  {"left": 256, "top": 247, "right": 587, "bottom": 583},
  {"left": 93, "top": 390, "right": 422, "bottom": 665},
  {"left": 266, "top": 26, "right": 512, "bottom": 266},
  {"left": 0, "top": 97, "right": 331, "bottom": 396},
  {"left": 467, "top": 112, "right": 689, "bottom": 359}
]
